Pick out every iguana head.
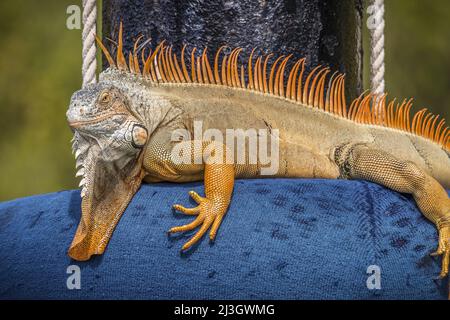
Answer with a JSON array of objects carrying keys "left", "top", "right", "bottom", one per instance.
[{"left": 66, "top": 83, "right": 148, "bottom": 261}]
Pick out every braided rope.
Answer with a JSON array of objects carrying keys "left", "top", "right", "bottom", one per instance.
[
  {"left": 369, "top": 0, "right": 385, "bottom": 95},
  {"left": 82, "top": 0, "right": 97, "bottom": 88}
]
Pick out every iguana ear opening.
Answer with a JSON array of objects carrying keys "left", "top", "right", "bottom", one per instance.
[
  {"left": 68, "top": 149, "right": 145, "bottom": 261},
  {"left": 131, "top": 124, "right": 148, "bottom": 148}
]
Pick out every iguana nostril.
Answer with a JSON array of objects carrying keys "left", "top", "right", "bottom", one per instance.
[{"left": 79, "top": 108, "right": 84, "bottom": 114}]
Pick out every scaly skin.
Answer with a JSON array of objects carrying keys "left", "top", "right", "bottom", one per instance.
[{"left": 66, "top": 67, "right": 450, "bottom": 284}]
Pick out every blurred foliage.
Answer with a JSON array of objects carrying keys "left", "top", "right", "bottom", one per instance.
[
  {"left": 0, "top": 1, "right": 83, "bottom": 201},
  {"left": 363, "top": 0, "right": 450, "bottom": 120},
  {"left": 0, "top": 0, "right": 449, "bottom": 201}
]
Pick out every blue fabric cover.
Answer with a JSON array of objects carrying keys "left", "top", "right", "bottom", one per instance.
[{"left": 0, "top": 179, "right": 448, "bottom": 300}]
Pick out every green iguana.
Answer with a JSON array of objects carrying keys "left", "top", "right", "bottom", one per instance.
[{"left": 67, "top": 24, "right": 450, "bottom": 281}]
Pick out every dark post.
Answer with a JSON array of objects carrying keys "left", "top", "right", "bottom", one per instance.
[{"left": 103, "top": 0, "right": 363, "bottom": 101}]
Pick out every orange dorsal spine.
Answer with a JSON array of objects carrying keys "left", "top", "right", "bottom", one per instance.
[{"left": 96, "top": 23, "right": 450, "bottom": 151}]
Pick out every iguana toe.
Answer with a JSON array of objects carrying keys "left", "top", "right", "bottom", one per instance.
[{"left": 173, "top": 204, "right": 200, "bottom": 215}]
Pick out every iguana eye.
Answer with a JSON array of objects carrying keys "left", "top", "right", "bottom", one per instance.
[{"left": 99, "top": 92, "right": 111, "bottom": 104}]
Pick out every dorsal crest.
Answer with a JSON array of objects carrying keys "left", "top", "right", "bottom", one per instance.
[{"left": 96, "top": 23, "right": 450, "bottom": 151}]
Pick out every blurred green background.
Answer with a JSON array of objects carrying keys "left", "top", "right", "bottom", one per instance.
[{"left": 0, "top": 0, "right": 449, "bottom": 201}]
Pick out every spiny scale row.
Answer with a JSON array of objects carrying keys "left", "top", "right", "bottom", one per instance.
[{"left": 95, "top": 23, "right": 450, "bottom": 150}]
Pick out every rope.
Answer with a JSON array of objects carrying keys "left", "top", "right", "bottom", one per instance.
[
  {"left": 82, "top": 2, "right": 385, "bottom": 95},
  {"left": 369, "top": 0, "right": 385, "bottom": 95},
  {"left": 82, "top": 0, "right": 97, "bottom": 88}
]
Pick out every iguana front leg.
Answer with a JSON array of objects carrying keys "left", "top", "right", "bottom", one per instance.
[
  {"left": 335, "top": 143, "right": 450, "bottom": 278},
  {"left": 170, "top": 159, "right": 234, "bottom": 250},
  {"left": 144, "top": 137, "right": 235, "bottom": 250}
]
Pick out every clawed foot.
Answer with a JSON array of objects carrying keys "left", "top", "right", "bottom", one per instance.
[
  {"left": 430, "top": 226, "right": 450, "bottom": 279},
  {"left": 169, "top": 191, "right": 227, "bottom": 251}
]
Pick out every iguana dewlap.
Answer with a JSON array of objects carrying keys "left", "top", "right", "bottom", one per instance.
[{"left": 66, "top": 24, "right": 450, "bottom": 282}]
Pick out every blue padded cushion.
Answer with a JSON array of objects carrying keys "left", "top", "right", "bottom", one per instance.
[{"left": 0, "top": 179, "right": 448, "bottom": 300}]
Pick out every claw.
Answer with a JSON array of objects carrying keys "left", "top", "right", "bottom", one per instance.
[{"left": 431, "top": 249, "right": 444, "bottom": 257}]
